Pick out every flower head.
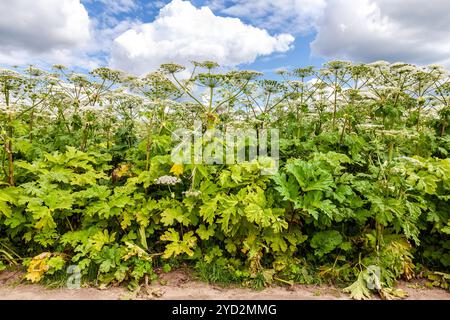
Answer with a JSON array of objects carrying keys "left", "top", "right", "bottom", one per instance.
[
  {"left": 182, "top": 190, "right": 202, "bottom": 198},
  {"left": 155, "top": 175, "right": 181, "bottom": 185}
]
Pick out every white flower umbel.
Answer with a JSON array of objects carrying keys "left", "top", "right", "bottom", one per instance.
[
  {"left": 369, "top": 61, "right": 389, "bottom": 68},
  {"left": 155, "top": 175, "right": 181, "bottom": 185},
  {"left": 182, "top": 190, "right": 202, "bottom": 198}
]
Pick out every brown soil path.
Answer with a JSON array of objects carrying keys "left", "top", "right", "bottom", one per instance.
[{"left": 0, "top": 270, "right": 449, "bottom": 300}]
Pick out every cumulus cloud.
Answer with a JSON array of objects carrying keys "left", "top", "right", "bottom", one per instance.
[
  {"left": 209, "top": 0, "right": 326, "bottom": 34},
  {"left": 310, "top": 0, "right": 450, "bottom": 66},
  {"left": 96, "top": 0, "right": 137, "bottom": 15},
  {"left": 0, "top": 0, "right": 96, "bottom": 67},
  {"left": 82, "top": 0, "right": 140, "bottom": 28},
  {"left": 208, "top": 0, "right": 450, "bottom": 67},
  {"left": 110, "top": 0, "right": 295, "bottom": 75},
  {"left": 2, "top": 0, "right": 445, "bottom": 72}
]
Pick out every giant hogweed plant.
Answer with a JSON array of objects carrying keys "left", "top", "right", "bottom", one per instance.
[{"left": 0, "top": 60, "right": 449, "bottom": 297}]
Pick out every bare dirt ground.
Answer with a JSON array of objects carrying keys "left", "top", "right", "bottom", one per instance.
[{"left": 0, "top": 269, "right": 449, "bottom": 300}]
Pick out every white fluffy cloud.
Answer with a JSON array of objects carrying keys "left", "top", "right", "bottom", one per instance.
[
  {"left": 310, "top": 0, "right": 450, "bottom": 66},
  {"left": 209, "top": 0, "right": 450, "bottom": 67},
  {"left": 110, "top": 0, "right": 295, "bottom": 74},
  {"left": 97, "top": 0, "right": 137, "bottom": 14},
  {"left": 1, "top": 0, "right": 446, "bottom": 71},
  {"left": 210, "top": 0, "right": 326, "bottom": 34},
  {"left": 0, "top": 0, "right": 94, "bottom": 66}
]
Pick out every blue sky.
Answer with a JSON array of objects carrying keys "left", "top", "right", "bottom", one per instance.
[
  {"left": 0, "top": 0, "right": 449, "bottom": 76},
  {"left": 81, "top": 0, "right": 326, "bottom": 76},
  {"left": 81, "top": 0, "right": 326, "bottom": 73}
]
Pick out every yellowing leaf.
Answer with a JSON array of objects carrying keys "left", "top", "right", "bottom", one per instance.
[
  {"left": 379, "top": 288, "right": 408, "bottom": 300},
  {"left": 25, "top": 252, "right": 51, "bottom": 283},
  {"left": 343, "top": 271, "right": 372, "bottom": 300},
  {"left": 113, "top": 163, "right": 132, "bottom": 179},
  {"left": 161, "top": 229, "right": 197, "bottom": 259}
]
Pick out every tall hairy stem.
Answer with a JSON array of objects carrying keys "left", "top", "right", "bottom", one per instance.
[
  {"left": 296, "top": 77, "right": 305, "bottom": 138},
  {"left": 29, "top": 105, "right": 35, "bottom": 143},
  {"left": 80, "top": 123, "right": 89, "bottom": 152},
  {"left": 209, "top": 86, "right": 214, "bottom": 113},
  {"left": 171, "top": 74, "right": 204, "bottom": 110},
  {"left": 332, "top": 71, "right": 338, "bottom": 130},
  {"left": 145, "top": 117, "right": 154, "bottom": 171},
  {"left": 190, "top": 167, "right": 197, "bottom": 190},
  {"left": 106, "top": 125, "right": 111, "bottom": 149},
  {"left": 416, "top": 102, "right": 422, "bottom": 132},
  {"left": 3, "top": 86, "right": 14, "bottom": 186},
  {"left": 339, "top": 115, "right": 347, "bottom": 145},
  {"left": 375, "top": 219, "right": 383, "bottom": 263},
  {"left": 6, "top": 141, "right": 13, "bottom": 186}
]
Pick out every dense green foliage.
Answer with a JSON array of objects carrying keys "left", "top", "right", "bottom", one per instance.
[{"left": 0, "top": 60, "right": 449, "bottom": 298}]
